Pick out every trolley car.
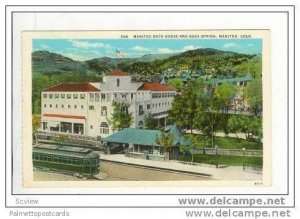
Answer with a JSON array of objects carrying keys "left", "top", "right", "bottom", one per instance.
[{"left": 32, "top": 144, "right": 100, "bottom": 176}]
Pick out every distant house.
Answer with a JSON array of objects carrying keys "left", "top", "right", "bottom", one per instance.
[
  {"left": 160, "top": 76, "right": 168, "bottom": 85},
  {"left": 194, "top": 68, "right": 205, "bottom": 75},
  {"left": 180, "top": 73, "right": 193, "bottom": 83},
  {"left": 206, "top": 73, "right": 253, "bottom": 87},
  {"left": 206, "top": 73, "right": 254, "bottom": 112},
  {"left": 162, "top": 68, "right": 177, "bottom": 79},
  {"left": 103, "top": 126, "right": 186, "bottom": 160}
]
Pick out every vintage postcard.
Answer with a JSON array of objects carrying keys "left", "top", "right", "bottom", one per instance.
[{"left": 22, "top": 30, "right": 271, "bottom": 188}]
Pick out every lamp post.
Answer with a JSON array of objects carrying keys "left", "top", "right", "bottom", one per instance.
[
  {"left": 215, "top": 145, "right": 218, "bottom": 168},
  {"left": 242, "top": 147, "right": 246, "bottom": 171}
]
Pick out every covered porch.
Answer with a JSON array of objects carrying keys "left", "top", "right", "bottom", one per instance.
[
  {"left": 152, "top": 111, "right": 169, "bottom": 128},
  {"left": 103, "top": 128, "right": 182, "bottom": 161}
]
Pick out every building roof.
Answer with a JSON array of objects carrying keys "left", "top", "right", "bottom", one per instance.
[
  {"left": 138, "top": 83, "right": 176, "bottom": 91},
  {"left": 164, "top": 125, "right": 188, "bottom": 146},
  {"left": 104, "top": 128, "right": 161, "bottom": 146},
  {"left": 106, "top": 69, "right": 130, "bottom": 76},
  {"left": 104, "top": 127, "right": 186, "bottom": 146},
  {"left": 43, "top": 83, "right": 100, "bottom": 92},
  {"left": 43, "top": 114, "right": 86, "bottom": 120},
  {"left": 33, "top": 144, "right": 98, "bottom": 159},
  {"left": 207, "top": 73, "right": 253, "bottom": 85}
]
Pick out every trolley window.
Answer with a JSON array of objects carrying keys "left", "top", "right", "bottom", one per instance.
[
  {"left": 53, "top": 157, "right": 59, "bottom": 163},
  {"left": 33, "top": 154, "right": 39, "bottom": 160},
  {"left": 47, "top": 155, "right": 53, "bottom": 162},
  {"left": 67, "top": 158, "right": 73, "bottom": 164},
  {"left": 91, "top": 159, "right": 97, "bottom": 165},
  {"left": 41, "top": 155, "right": 48, "bottom": 161},
  {"left": 76, "top": 159, "right": 82, "bottom": 165},
  {"left": 72, "top": 158, "right": 78, "bottom": 165}
]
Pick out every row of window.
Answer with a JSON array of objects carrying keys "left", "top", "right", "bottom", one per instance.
[
  {"left": 33, "top": 153, "right": 99, "bottom": 166},
  {"left": 44, "top": 102, "right": 170, "bottom": 112},
  {"left": 138, "top": 102, "right": 171, "bottom": 115},
  {"left": 43, "top": 104, "right": 108, "bottom": 115},
  {"left": 152, "top": 92, "right": 175, "bottom": 99},
  {"left": 44, "top": 104, "right": 84, "bottom": 109},
  {"left": 43, "top": 121, "right": 110, "bottom": 135},
  {"left": 90, "top": 93, "right": 138, "bottom": 102},
  {"left": 89, "top": 93, "right": 111, "bottom": 102},
  {"left": 42, "top": 122, "right": 84, "bottom": 134},
  {"left": 43, "top": 93, "right": 85, "bottom": 99},
  {"left": 152, "top": 102, "right": 171, "bottom": 108},
  {"left": 88, "top": 106, "right": 108, "bottom": 115},
  {"left": 43, "top": 92, "right": 175, "bottom": 101},
  {"left": 133, "top": 145, "right": 164, "bottom": 155}
]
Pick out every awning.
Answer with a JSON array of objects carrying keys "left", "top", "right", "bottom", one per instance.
[{"left": 43, "top": 114, "right": 86, "bottom": 120}]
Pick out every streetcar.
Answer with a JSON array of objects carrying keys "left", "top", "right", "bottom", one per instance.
[{"left": 32, "top": 144, "right": 100, "bottom": 176}]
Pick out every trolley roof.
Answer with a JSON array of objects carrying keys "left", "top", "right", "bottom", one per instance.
[{"left": 32, "top": 144, "right": 99, "bottom": 159}]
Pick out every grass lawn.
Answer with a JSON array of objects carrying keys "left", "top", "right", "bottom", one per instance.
[
  {"left": 184, "top": 134, "right": 262, "bottom": 150},
  {"left": 177, "top": 154, "right": 263, "bottom": 167}
]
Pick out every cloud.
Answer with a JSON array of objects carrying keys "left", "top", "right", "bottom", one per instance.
[
  {"left": 68, "top": 39, "right": 112, "bottom": 49},
  {"left": 57, "top": 50, "right": 97, "bottom": 61},
  {"left": 157, "top": 48, "right": 176, "bottom": 54},
  {"left": 223, "top": 43, "right": 241, "bottom": 48},
  {"left": 223, "top": 42, "right": 240, "bottom": 48},
  {"left": 181, "top": 45, "right": 197, "bottom": 51},
  {"left": 65, "top": 47, "right": 78, "bottom": 51},
  {"left": 157, "top": 45, "right": 199, "bottom": 54},
  {"left": 131, "top": 45, "right": 151, "bottom": 52},
  {"left": 40, "top": 44, "right": 50, "bottom": 50},
  {"left": 92, "top": 50, "right": 102, "bottom": 55}
]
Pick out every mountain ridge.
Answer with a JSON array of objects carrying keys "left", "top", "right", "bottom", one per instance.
[{"left": 32, "top": 48, "right": 260, "bottom": 77}]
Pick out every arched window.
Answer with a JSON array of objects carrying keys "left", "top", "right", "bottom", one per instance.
[
  {"left": 100, "top": 122, "right": 109, "bottom": 134},
  {"left": 117, "top": 78, "right": 120, "bottom": 87},
  {"left": 138, "top": 121, "right": 143, "bottom": 129}
]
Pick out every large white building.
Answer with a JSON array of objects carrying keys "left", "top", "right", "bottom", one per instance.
[{"left": 40, "top": 70, "right": 176, "bottom": 138}]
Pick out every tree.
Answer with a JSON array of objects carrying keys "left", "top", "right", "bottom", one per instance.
[
  {"left": 155, "top": 132, "right": 174, "bottom": 160},
  {"left": 32, "top": 114, "right": 41, "bottom": 145},
  {"left": 168, "top": 78, "right": 184, "bottom": 91},
  {"left": 180, "top": 135, "right": 204, "bottom": 164},
  {"left": 214, "top": 83, "right": 238, "bottom": 114},
  {"left": 108, "top": 101, "right": 133, "bottom": 130},
  {"left": 196, "top": 86, "right": 221, "bottom": 148},
  {"left": 54, "top": 134, "right": 69, "bottom": 145},
  {"left": 213, "top": 83, "right": 238, "bottom": 134},
  {"left": 144, "top": 113, "right": 157, "bottom": 130},
  {"left": 229, "top": 115, "right": 262, "bottom": 141},
  {"left": 169, "top": 79, "right": 206, "bottom": 134},
  {"left": 244, "top": 79, "right": 262, "bottom": 116},
  {"left": 228, "top": 115, "right": 242, "bottom": 139},
  {"left": 248, "top": 116, "right": 263, "bottom": 142}
]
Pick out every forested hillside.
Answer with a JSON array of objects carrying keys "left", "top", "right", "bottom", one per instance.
[{"left": 32, "top": 48, "right": 261, "bottom": 114}]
